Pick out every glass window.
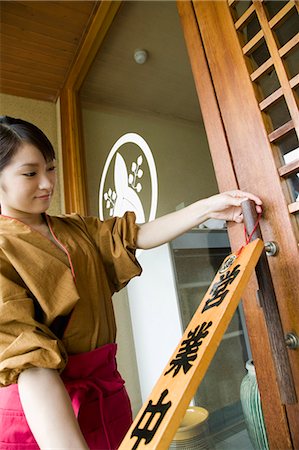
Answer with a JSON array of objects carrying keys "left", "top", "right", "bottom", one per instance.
[
  {"left": 264, "top": 0, "right": 289, "bottom": 20},
  {"left": 286, "top": 172, "right": 299, "bottom": 203},
  {"left": 247, "top": 39, "right": 271, "bottom": 71},
  {"left": 275, "top": 129, "right": 299, "bottom": 165},
  {"left": 80, "top": 2, "right": 256, "bottom": 448},
  {"left": 283, "top": 46, "right": 299, "bottom": 80},
  {"left": 237, "top": 11, "right": 261, "bottom": 47},
  {"left": 272, "top": 8, "right": 299, "bottom": 48},
  {"left": 230, "top": 1, "right": 252, "bottom": 22},
  {"left": 264, "top": 97, "right": 291, "bottom": 131},
  {"left": 254, "top": 68, "right": 280, "bottom": 101}
]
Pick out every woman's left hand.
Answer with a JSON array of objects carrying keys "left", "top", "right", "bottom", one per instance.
[{"left": 207, "top": 190, "right": 263, "bottom": 223}]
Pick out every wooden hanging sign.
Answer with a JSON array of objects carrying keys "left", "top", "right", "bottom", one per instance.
[{"left": 119, "top": 238, "right": 264, "bottom": 450}]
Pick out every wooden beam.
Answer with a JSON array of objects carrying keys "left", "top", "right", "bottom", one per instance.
[
  {"left": 60, "top": 1, "right": 122, "bottom": 214},
  {"left": 288, "top": 201, "right": 299, "bottom": 213},
  {"left": 176, "top": 0, "right": 239, "bottom": 194},
  {"left": 242, "top": 29, "right": 264, "bottom": 55},
  {"left": 268, "top": 119, "right": 294, "bottom": 142},
  {"left": 60, "top": 88, "right": 87, "bottom": 214},
  {"left": 254, "top": 1, "right": 299, "bottom": 138},
  {"left": 278, "top": 159, "right": 299, "bottom": 177},
  {"left": 234, "top": 4, "right": 255, "bottom": 30},
  {"left": 64, "top": 0, "right": 122, "bottom": 91},
  {"left": 268, "top": 1, "right": 296, "bottom": 29},
  {"left": 279, "top": 32, "right": 299, "bottom": 58},
  {"left": 259, "top": 86, "right": 283, "bottom": 111},
  {"left": 250, "top": 57, "right": 273, "bottom": 82}
]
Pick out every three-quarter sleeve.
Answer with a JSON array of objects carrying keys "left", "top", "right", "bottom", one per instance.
[
  {"left": 0, "top": 254, "right": 68, "bottom": 386},
  {"left": 82, "top": 212, "right": 142, "bottom": 293}
]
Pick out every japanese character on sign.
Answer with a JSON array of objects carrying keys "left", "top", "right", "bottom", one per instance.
[
  {"left": 130, "top": 389, "right": 172, "bottom": 449},
  {"left": 201, "top": 264, "right": 241, "bottom": 313},
  {"left": 164, "top": 321, "right": 213, "bottom": 377}
]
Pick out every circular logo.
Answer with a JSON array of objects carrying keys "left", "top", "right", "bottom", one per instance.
[
  {"left": 219, "top": 254, "right": 237, "bottom": 273},
  {"left": 99, "top": 133, "right": 158, "bottom": 224}
]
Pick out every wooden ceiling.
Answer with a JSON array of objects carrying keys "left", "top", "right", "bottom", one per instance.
[
  {"left": 0, "top": 1, "right": 202, "bottom": 124},
  {"left": 0, "top": 1, "right": 98, "bottom": 102}
]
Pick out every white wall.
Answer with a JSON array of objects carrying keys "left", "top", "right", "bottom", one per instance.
[{"left": 127, "top": 244, "right": 183, "bottom": 403}]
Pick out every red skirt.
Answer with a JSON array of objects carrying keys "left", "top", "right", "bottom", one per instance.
[{"left": 0, "top": 344, "right": 132, "bottom": 449}]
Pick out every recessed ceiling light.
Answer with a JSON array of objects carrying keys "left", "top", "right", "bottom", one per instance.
[{"left": 134, "top": 49, "right": 148, "bottom": 64}]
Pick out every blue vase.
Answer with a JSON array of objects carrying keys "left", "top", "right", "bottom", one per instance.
[{"left": 240, "top": 360, "right": 269, "bottom": 450}]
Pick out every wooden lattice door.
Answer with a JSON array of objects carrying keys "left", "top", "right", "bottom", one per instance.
[{"left": 178, "top": 1, "right": 299, "bottom": 448}]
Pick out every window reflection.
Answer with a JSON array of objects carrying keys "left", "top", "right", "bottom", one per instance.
[
  {"left": 275, "top": 129, "right": 299, "bottom": 165},
  {"left": 264, "top": 97, "right": 291, "bottom": 131}
]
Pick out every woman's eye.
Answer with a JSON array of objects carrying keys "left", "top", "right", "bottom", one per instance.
[
  {"left": 23, "top": 172, "right": 36, "bottom": 177},
  {"left": 48, "top": 166, "right": 56, "bottom": 172}
]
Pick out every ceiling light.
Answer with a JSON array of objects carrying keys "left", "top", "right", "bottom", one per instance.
[{"left": 134, "top": 49, "right": 148, "bottom": 64}]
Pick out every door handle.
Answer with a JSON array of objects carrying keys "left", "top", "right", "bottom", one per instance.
[{"left": 285, "top": 332, "right": 299, "bottom": 350}]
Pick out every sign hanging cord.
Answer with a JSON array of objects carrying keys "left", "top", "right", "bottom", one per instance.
[{"left": 236, "top": 211, "right": 263, "bottom": 257}]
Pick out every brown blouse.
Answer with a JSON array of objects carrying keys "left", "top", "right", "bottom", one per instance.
[{"left": 0, "top": 212, "right": 142, "bottom": 386}]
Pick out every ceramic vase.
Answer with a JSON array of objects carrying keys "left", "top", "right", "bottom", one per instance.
[{"left": 240, "top": 360, "right": 269, "bottom": 450}]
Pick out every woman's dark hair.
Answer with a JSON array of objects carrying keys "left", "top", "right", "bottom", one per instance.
[{"left": 0, "top": 116, "right": 55, "bottom": 172}]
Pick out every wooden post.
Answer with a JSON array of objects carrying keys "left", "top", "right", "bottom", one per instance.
[
  {"left": 241, "top": 200, "right": 297, "bottom": 405},
  {"left": 59, "top": 1, "right": 122, "bottom": 214}
]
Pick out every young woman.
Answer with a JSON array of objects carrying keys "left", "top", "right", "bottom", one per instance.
[{"left": 0, "top": 116, "right": 262, "bottom": 449}]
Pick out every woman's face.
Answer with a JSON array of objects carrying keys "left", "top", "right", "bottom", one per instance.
[{"left": 0, "top": 142, "right": 56, "bottom": 218}]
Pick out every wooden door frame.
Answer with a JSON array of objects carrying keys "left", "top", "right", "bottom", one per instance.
[
  {"left": 177, "top": 1, "right": 298, "bottom": 448},
  {"left": 60, "top": 0, "right": 122, "bottom": 215},
  {"left": 59, "top": 0, "right": 298, "bottom": 448}
]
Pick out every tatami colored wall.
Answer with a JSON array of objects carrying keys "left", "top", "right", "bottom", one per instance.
[{"left": 0, "top": 93, "right": 63, "bottom": 215}]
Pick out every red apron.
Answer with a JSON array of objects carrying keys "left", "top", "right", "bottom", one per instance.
[{"left": 0, "top": 344, "right": 132, "bottom": 449}]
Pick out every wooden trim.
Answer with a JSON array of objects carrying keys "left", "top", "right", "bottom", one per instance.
[
  {"left": 60, "top": 1, "right": 122, "bottom": 214},
  {"left": 177, "top": 1, "right": 239, "bottom": 194},
  {"left": 278, "top": 159, "right": 299, "bottom": 177},
  {"left": 0, "top": 84, "right": 56, "bottom": 102},
  {"left": 290, "top": 73, "right": 299, "bottom": 88},
  {"left": 242, "top": 29, "right": 264, "bottom": 55},
  {"left": 268, "top": 119, "right": 294, "bottom": 142},
  {"left": 258, "top": 74, "right": 299, "bottom": 111},
  {"left": 288, "top": 201, "right": 299, "bottom": 213},
  {"left": 269, "top": 1, "right": 296, "bottom": 29},
  {"left": 64, "top": 0, "right": 122, "bottom": 91},
  {"left": 254, "top": 1, "right": 299, "bottom": 138},
  {"left": 60, "top": 88, "right": 87, "bottom": 214},
  {"left": 250, "top": 57, "right": 273, "bottom": 82},
  {"left": 234, "top": 4, "right": 255, "bottom": 30},
  {"left": 279, "top": 32, "right": 299, "bottom": 58},
  {"left": 259, "top": 86, "right": 283, "bottom": 110}
]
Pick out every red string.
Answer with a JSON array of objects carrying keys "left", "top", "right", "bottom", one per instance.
[
  {"left": 236, "top": 212, "right": 262, "bottom": 257},
  {"left": 244, "top": 212, "right": 263, "bottom": 244}
]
